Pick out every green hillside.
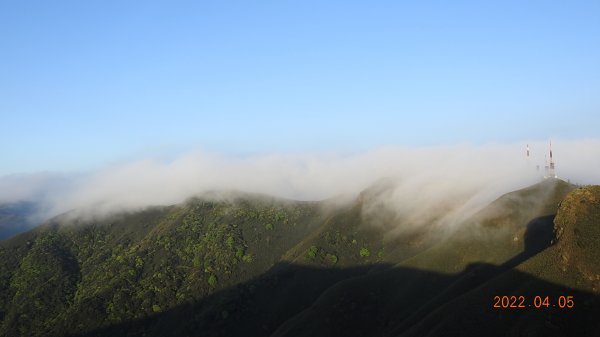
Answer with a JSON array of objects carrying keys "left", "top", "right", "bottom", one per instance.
[
  {"left": 0, "top": 180, "right": 598, "bottom": 337},
  {"left": 0, "top": 194, "right": 324, "bottom": 336}
]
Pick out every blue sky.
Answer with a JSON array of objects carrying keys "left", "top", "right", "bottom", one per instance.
[{"left": 1, "top": 1, "right": 599, "bottom": 175}]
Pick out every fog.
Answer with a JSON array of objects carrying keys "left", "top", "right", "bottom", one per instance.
[{"left": 1, "top": 140, "right": 599, "bottom": 230}]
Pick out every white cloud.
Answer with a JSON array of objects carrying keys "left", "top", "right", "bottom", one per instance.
[{"left": 1, "top": 139, "right": 599, "bottom": 228}]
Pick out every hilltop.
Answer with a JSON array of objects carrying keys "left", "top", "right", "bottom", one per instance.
[{"left": 0, "top": 179, "right": 598, "bottom": 336}]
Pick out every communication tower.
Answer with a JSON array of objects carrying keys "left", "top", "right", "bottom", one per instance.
[{"left": 544, "top": 141, "right": 557, "bottom": 179}]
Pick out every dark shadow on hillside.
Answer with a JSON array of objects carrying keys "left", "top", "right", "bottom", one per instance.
[
  {"left": 503, "top": 214, "right": 556, "bottom": 269},
  {"left": 66, "top": 215, "right": 600, "bottom": 337},
  {"left": 66, "top": 270, "right": 600, "bottom": 337}
]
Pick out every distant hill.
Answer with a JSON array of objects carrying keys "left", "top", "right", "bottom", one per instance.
[
  {"left": 0, "top": 180, "right": 598, "bottom": 336},
  {"left": 0, "top": 201, "right": 38, "bottom": 240}
]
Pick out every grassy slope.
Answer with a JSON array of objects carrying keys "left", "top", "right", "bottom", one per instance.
[
  {"left": 281, "top": 179, "right": 445, "bottom": 270},
  {"left": 272, "top": 180, "right": 600, "bottom": 337},
  {"left": 397, "top": 179, "right": 574, "bottom": 273},
  {"left": 396, "top": 184, "right": 600, "bottom": 337}
]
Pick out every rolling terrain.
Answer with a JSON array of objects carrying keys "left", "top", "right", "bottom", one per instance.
[{"left": 0, "top": 179, "right": 598, "bottom": 336}]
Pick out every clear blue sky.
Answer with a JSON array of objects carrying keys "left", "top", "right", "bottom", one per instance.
[{"left": 1, "top": 1, "right": 599, "bottom": 175}]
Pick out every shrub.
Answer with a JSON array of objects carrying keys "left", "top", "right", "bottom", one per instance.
[
  {"left": 359, "top": 247, "right": 370, "bottom": 258},
  {"left": 236, "top": 247, "right": 244, "bottom": 259},
  {"left": 207, "top": 274, "right": 218, "bottom": 287},
  {"left": 306, "top": 245, "right": 318, "bottom": 259},
  {"left": 134, "top": 256, "right": 144, "bottom": 269},
  {"left": 326, "top": 253, "right": 338, "bottom": 265},
  {"left": 225, "top": 236, "right": 234, "bottom": 248},
  {"left": 265, "top": 223, "right": 274, "bottom": 230},
  {"left": 242, "top": 254, "right": 254, "bottom": 263}
]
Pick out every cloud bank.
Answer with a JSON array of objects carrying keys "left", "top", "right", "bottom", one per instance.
[{"left": 1, "top": 139, "right": 599, "bottom": 229}]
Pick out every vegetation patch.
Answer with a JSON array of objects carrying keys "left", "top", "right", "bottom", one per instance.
[
  {"left": 306, "top": 245, "right": 318, "bottom": 260},
  {"left": 359, "top": 247, "right": 370, "bottom": 258},
  {"left": 325, "top": 253, "right": 338, "bottom": 265}
]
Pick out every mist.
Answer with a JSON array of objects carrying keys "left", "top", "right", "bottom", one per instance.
[{"left": 1, "top": 139, "right": 599, "bottom": 230}]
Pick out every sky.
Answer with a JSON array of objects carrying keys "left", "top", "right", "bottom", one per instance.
[{"left": 1, "top": 1, "right": 599, "bottom": 175}]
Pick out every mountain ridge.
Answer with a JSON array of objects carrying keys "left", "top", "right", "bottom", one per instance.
[{"left": 0, "top": 179, "right": 598, "bottom": 336}]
